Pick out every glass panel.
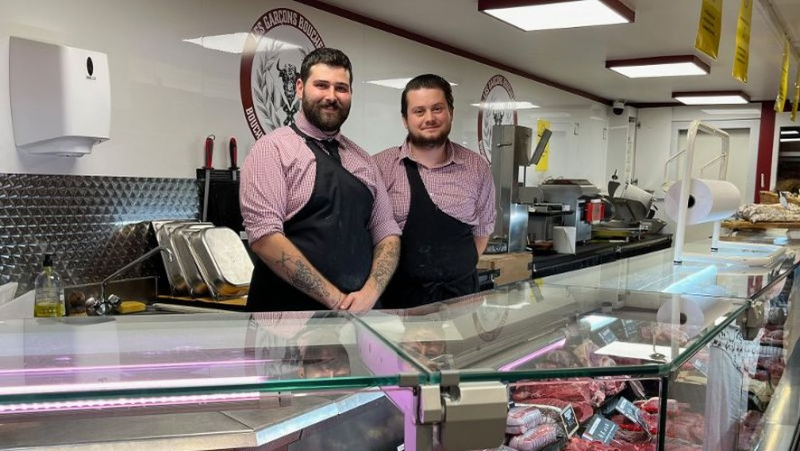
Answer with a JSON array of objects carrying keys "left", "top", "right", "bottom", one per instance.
[
  {"left": 544, "top": 247, "right": 793, "bottom": 299},
  {"left": 0, "top": 311, "right": 427, "bottom": 417},
  {"left": 359, "top": 282, "right": 748, "bottom": 383}
]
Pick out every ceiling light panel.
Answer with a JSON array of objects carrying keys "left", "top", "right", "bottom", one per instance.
[
  {"left": 606, "top": 56, "right": 710, "bottom": 78},
  {"left": 480, "top": 0, "right": 633, "bottom": 31},
  {"left": 672, "top": 91, "right": 750, "bottom": 105}
]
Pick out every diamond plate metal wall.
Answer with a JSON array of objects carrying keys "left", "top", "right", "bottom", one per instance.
[{"left": 0, "top": 174, "right": 198, "bottom": 296}]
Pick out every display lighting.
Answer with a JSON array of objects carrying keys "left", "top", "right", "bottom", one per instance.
[
  {"left": 606, "top": 55, "right": 710, "bottom": 78},
  {"left": 672, "top": 91, "right": 751, "bottom": 105},
  {"left": 479, "top": 0, "right": 634, "bottom": 31},
  {"left": 781, "top": 138, "right": 800, "bottom": 143},
  {"left": 780, "top": 130, "right": 799, "bottom": 136},
  {"left": 0, "top": 391, "right": 260, "bottom": 415}
]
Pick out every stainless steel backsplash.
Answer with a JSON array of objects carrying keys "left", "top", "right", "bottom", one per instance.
[{"left": 0, "top": 173, "right": 198, "bottom": 296}]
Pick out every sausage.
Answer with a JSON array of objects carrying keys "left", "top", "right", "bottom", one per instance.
[{"left": 509, "top": 424, "right": 558, "bottom": 451}]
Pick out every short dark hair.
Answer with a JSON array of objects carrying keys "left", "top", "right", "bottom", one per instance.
[
  {"left": 300, "top": 47, "right": 353, "bottom": 86},
  {"left": 401, "top": 74, "right": 454, "bottom": 118}
]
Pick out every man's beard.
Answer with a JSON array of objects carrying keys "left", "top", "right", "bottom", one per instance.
[
  {"left": 408, "top": 123, "right": 451, "bottom": 149},
  {"left": 302, "top": 97, "right": 350, "bottom": 132}
]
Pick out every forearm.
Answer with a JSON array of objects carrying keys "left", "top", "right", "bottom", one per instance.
[
  {"left": 251, "top": 233, "right": 343, "bottom": 308},
  {"left": 474, "top": 235, "right": 489, "bottom": 256},
  {"left": 362, "top": 235, "right": 401, "bottom": 297}
]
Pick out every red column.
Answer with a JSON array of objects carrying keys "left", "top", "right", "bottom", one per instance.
[{"left": 755, "top": 102, "right": 776, "bottom": 202}]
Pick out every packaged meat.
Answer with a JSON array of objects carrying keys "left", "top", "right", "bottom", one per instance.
[
  {"left": 506, "top": 406, "right": 546, "bottom": 434},
  {"left": 508, "top": 424, "right": 558, "bottom": 451}
]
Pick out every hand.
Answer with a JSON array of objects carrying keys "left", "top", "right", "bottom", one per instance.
[{"left": 339, "top": 287, "right": 379, "bottom": 312}]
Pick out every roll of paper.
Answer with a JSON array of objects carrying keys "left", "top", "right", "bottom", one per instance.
[
  {"left": 656, "top": 295, "right": 733, "bottom": 336},
  {"left": 664, "top": 178, "right": 740, "bottom": 225}
]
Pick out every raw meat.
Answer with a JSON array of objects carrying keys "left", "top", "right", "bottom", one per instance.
[
  {"left": 513, "top": 379, "right": 604, "bottom": 406},
  {"left": 563, "top": 437, "right": 655, "bottom": 451},
  {"left": 508, "top": 424, "right": 558, "bottom": 451}
]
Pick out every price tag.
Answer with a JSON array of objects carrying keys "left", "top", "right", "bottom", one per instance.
[
  {"left": 597, "top": 327, "right": 618, "bottom": 346},
  {"left": 694, "top": 358, "right": 709, "bottom": 377},
  {"left": 615, "top": 397, "right": 644, "bottom": 424},
  {"left": 561, "top": 404, "right": 579, "bottom": 437},
  {"left": 582, "top": 415, "right": 618, "bottom": 444},
  {"left": 623, "top": 320, "right": 638, "bottom": 339}
]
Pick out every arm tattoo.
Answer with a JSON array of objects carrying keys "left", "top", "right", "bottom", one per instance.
[
  {"left": 274, "top": 253, "right": 330, "bottom": 300},
  {"left": 291, "top": 259, "right": 330, "bottom": 299},
  {"left": 371, "top": 239, "right": 400, "bottom": 292}
]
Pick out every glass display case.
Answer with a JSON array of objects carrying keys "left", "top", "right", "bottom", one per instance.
[{"left": 0, "top": 245, "right": 797, "bottom": 451}]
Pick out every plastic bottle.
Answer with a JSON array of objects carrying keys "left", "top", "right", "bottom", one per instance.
[{"left": 34, "top": 254, "right": 65, "bottom": 317}]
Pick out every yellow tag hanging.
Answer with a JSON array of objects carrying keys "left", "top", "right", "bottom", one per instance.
[
  {"left": 695, "top": 0, "right": 724, "bottom": 59},
  {"left": 776, "top": 39, "right": 790, "bottom": 113},
  {"left": 792, "top": 69, "right": 799, "bottom": 122},
  {"left": 535, "top": 119, "right": 551, "bottom": 172},
  {"left": 732, "top": 0, "right": 752, "bottom": 83}
]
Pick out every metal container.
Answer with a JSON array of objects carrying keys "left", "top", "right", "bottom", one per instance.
[
  {"left": 171, "top": 223, "right": 214, "bottom": 297},
  {"left": 152, "top": 220, "right": 197, "bottom": 294},
  {"left": 186, "top": 226, "right": 253, "bottom": 298}
]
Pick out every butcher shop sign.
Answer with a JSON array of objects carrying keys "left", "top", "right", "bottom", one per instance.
[
  {"left": 477, "top": 74, "right": 518, "bottom": 163},
  {"left": 240, "top": 8, "right": 325, "bottom": 139}
]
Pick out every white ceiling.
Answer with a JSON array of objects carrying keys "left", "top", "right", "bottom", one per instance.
[{"left": 316, "top": 0, "right": 800, "bottom": 105}]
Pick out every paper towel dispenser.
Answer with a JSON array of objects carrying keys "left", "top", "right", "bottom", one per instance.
[{"left": 9, "top": 37, "right": 110, "bottom": 157}]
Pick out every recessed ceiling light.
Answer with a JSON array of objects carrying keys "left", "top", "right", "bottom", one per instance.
[
  {"left": 470, "top": 101, "right": 540, "bottom": 110},
  {"left": 183, "top": 33, "right": 300, "bottom": 54},
  {"left": 672, "top": 91, "right": 750, "bottom": 105},
  {"left": 607, "top": 55, "right": 710, "bottom": 78},
  {"left": 479, "top": 0, "right": 634, "bottom": 31},
  {"left": 366, "top": 78, "right": 458, "bottom": 90}
]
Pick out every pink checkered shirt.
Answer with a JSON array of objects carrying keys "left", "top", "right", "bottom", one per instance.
[
  {"left": 373, "top": 139, "right": 496, "bottom": 236},
  {"left": 240, "top": 113, "right": 401, "bottom": 245}
]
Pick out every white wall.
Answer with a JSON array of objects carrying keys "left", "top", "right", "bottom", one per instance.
[{"left": 0, "top": 0, "right": 611, "bottom": 187}]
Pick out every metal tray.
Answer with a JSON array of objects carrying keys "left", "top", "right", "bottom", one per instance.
[
  {"left": 152, "top": 220, "right": 198, "bottom": 294},
  {"left": 186, "top": 227, "right": 253, "bottom": 298},
  {"left": 171, "top": 223, "right": 214, "bottom": 297}
]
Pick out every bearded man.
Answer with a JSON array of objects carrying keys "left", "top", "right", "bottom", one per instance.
[
  {"left": 373, "top": 74, "right": 496, "bottom": 308},
  {"left": 241, "top": 48, "right": 400, "bottom": 312}
]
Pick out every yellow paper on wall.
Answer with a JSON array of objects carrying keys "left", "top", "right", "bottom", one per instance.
[
  {"left": 732, "top": 0, "right": 752, "bottom": 83},
  {"left": 775, "top": 39, "right": 790, "bottom": 113},
  {"left": 695, "top": 0, "right": 724, "bottom": 59},
  {"left": 535, "top": 119, "right": 550, "bottom": 172},
  {"left": 792, "top": 70, "right": 799, "bottom": 122}
]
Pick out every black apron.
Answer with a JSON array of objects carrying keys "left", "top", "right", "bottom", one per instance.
[
  {"left": 381, "top": 158, "right": 479, "bottom": 309},
  {"left": 246, "top": 126, "right": 374, "bottom": 311}
]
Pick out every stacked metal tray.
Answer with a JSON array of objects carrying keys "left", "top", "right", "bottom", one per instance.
[{"left": 152, "top": 220, "right": 253, "bottom": 299}]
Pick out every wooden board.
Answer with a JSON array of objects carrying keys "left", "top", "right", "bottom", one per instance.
[
  {"left": 722, "top": 219, "right": 800, "bottom": 230},
  {"left": 157, "top": 294, "right": 247, "bottom": 306},
  {"left": 477, "top": 252, "right": 532, "bottom": 286}
]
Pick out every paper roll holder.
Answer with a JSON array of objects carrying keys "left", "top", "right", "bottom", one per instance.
[{"left": 663, "top": 120, "right": 785, "bottom": 267}]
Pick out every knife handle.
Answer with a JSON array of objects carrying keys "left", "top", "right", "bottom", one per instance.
[
  {"left": 229, "top": 137, "right": 238, "bottom": 170},
  {"left": 204, "top": 135, "right": 215, "bottom": 169}
]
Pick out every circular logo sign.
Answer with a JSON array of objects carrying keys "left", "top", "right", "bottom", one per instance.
[
  {"left": 477, "top": 74, "right": 518, "bottom": 162},
  {"left": 240, "top": 9, "right": 325, "bottom": 139}
]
